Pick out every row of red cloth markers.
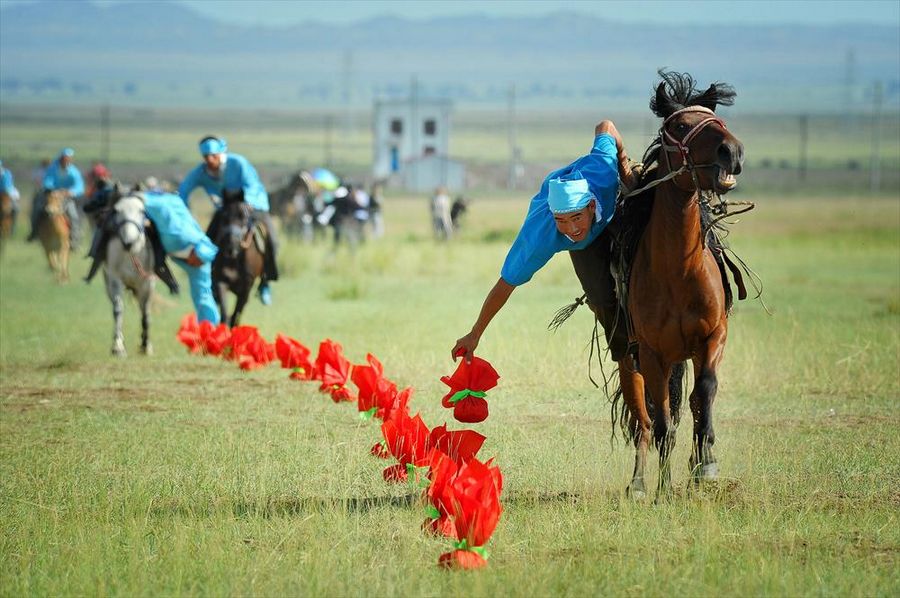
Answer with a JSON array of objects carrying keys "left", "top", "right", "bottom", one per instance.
[{"left": 177, "top": 314, "right": 503, "bottom": 570}]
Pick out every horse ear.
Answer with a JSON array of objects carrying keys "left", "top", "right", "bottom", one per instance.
[{"left": 650, "top": 82, "right": 673, "bottom": 118}]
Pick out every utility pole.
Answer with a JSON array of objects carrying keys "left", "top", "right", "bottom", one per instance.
[
  {"left": 798, "top": 114, "right": 808, "bottom": 181},
  {"left": 869, "top": 80, "right": 883, "bottom": 194},
  {"left": 342, "top": 49, "right": 354, "bottom": 137},
  {"left": 100, "top": 103, "right": 110, "bottom": 164},
  {"left": 324, "top": 114, "right": 334, "bottom": 169},
  {"left": 843, "top": 47, "right": 857, "bottom": 131}
]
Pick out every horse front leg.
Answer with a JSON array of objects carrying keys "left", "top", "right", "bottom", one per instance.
[
  {"left": 107, "top": 276, "right": 127, "bottom": 357},
  {"left": 212, "top": 279, "right": 228, "bottom": 326},
  {"left": 639, "top": 346, "right": 675, "bottom": 499},
  {"left": 619, "top": 356, "right": 651, "bottom": 499},
  {"left": 230, "top": 287, "right": 250, "bottom": 328},
  {"left": 689, "top": 326, "right": 726, "bottom": 483},
  {"left": 139, "top": 285, "right": 153, "bottom": 355}
]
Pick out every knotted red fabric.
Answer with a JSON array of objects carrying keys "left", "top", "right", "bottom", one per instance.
[
  {"left": 440, "top": 356, "right": 500, "bottom": 423},
  {"left": 313, "top": 339, "right": 354, "bottom": 402},
  {"left": 436, "top": 457, "right": 503, "bottom": 568},
  {"left": 275, "top": 334, "right": 314, "bottom": 380}
]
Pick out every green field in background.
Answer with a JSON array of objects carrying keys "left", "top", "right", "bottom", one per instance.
[
  {"left": 1, "top": 195, "right": 898, "bottom": 596},
  {"left": 2, "top": 104, "right": 898, "bottom": 195}
]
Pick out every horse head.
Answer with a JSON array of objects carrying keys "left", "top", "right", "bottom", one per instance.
[
  {"left": 112, "top": 192, "right": 147, "bottom": 255},
  {"left": 217, "top": 189, "right": 252, "bottom": 258},
  {"left": 649, "top": 70, "right": 744, "bottom": 194}
]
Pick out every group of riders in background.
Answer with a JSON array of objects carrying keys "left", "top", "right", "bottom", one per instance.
[{"left": 0, "top": 143, "right": 472, "bottom": 328}]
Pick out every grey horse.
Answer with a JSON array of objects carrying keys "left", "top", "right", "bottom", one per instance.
[{"left": 103, "top": 193, "right": 155, "bottom": 356}]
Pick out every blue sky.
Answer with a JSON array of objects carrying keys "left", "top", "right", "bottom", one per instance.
[{"left": 5, "top": 0, "right": 900, "bottom": 26}]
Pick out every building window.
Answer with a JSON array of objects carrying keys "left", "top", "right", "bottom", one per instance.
[
  {"left": 424, "top": 119, "right": 437, "bottom": 136},
  {"left": 423, "top": 146, "right": 436, "bottom": 156},
  {"left": 390, "top": 119, "right": 403, "bottom": 135}
]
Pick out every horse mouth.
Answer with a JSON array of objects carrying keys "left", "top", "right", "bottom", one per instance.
[{"left": 715, "top": 168, "right": 738, "bottom": 193}]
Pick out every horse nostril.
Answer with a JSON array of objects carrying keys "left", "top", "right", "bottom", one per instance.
[{"left": 717, "top": 143, "right": 732, "bottom": 168}]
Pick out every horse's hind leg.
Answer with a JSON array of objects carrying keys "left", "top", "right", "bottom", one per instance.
[
  {"left": 639, "top": 346, "right": 676, "bottom": 498},
  {"left": 619, "top": 357, "right": 651, "bottom": 499},
  {"left": 689, "top": 327, "right": 726, "bottom": 483}
]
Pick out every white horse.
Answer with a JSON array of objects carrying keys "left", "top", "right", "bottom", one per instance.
[{"left": 104, "top": 193, "right": 155, "bottom": 356}]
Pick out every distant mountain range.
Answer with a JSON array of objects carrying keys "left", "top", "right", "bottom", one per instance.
[{"left": 1, "top": 0, "right": 898, "bottom": 112}]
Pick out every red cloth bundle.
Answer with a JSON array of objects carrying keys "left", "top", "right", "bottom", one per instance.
[
  {"left": 200, "top": 321, "right": 232, "bottom": 356},
  {"left": 275, "top": 334, "right": 315, "bottom": 380},
  {"left": 314, "top": 339, "right": 354, "bottom": 402},
  {"left": 436, "top": 457, "right": 503, "bottom": 569},
  {"left": 351, "top": 353, "right": 396, "bottom": 417},
  {"left": 380, "top": 409, "right": 430, "bottom": 482},
  {"left": 229, "top": 325, "right": 275, "bottom": 370},
  {"left": 176, "top": 313, "right": 202, "bottom": 353},
  {"left": 176, "top": 314, "right": 231, "bottom": 356},
  {"left": 440, "top": 356, "right": 500, "bottom": 423}
]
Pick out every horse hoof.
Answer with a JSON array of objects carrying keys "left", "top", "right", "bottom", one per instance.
[
  {"left": 111, "top": 343, "right": 127, "bottom": 357},
  {"left": 696, "top": 462, "right": 719, "bottom": 482},
  {"left": 140, "top": 343, "right": 153, "bottom": 356},
  {"left": 626, "top": 483, "right": 647, "bottom": 500}
]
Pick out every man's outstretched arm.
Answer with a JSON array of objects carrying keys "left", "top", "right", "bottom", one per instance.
[{"left": 451, "top": 277, "right": 515, "bottom": 363}]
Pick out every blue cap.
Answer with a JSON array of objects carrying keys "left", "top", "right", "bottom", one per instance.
[
  {"left": 60, "top": 147, "right": 75, "bottom": 158},
  {"left": 547, "top": 171, "right": 594, "bottom": 214},
  {"left": 199, "top": 137, "right": 227, "bottom": 156}
]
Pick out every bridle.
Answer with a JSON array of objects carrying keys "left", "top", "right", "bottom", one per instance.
[
  {"left": 114, "top": 197, "right": 153, "bottom": 280},
  {"left": 623, "top": 105, "right": 728, "bottom": 199}
]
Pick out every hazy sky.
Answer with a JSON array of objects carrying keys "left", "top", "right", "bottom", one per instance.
[
  {"left": 7, "top": 0, "right": 899, "bottom": 27},
  {"left": 174, "top": 0, "right": 900, "bottom": 26}
]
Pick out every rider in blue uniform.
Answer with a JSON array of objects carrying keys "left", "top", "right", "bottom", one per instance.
[
  {"left": 452, "top": 120, "right": 636, "bottom": 367},
  {"left": 29, "top": 148, "right": 85, "bottom": 249},
  {"left": 0, "top": 160, "right": 21, "bottom": 234},
  {"left": 178, "top": 136, "right": 278, "bottom": 306},
  {"left": 143, "top": 191, "right": 220, "bottom": 325}
]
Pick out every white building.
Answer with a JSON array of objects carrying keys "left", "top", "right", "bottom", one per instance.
[{"left": 372, "top": 97, "right": 465, "bottom": 192}]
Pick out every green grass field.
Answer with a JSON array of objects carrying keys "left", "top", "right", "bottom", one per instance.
[{"left": 1, "top": 193, "right": 898, "bottom": 596}]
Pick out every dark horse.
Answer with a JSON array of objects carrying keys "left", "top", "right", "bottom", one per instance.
[
  {"left": 210, "top": 190, "right": 266, "bottom": 327},
  {"left": 268, "top": 170, "right": 324, "bottom": 241},
  {"left": 615, "top": 72, "right": 745, "bottom": 498}
]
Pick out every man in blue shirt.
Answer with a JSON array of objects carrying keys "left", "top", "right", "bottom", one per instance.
[
  {"left": 28, "top": 148, "right": 85, "bottom": 249},
  {"left": 0, "top": 160, "right": 21, "bottom": 234},
  {"left": 143, "top": 191, "right": 220, "bottom": 324},
  {"left": 452, "top": 120, "right": 635, "bottom": 367},
  {"left": 178, "top": 136, "right": 278, "bottom": 305}
]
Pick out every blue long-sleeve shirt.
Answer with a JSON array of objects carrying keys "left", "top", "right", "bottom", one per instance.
[
  {"left": 144, "top": 192, "right": 219, "bottom": 264},
  {"left": 43, "top": 160, "right": 85, "bottom": 197},
  {"left": 178, "top": 153, "right": 269, "bottom": 212},
  {"left": 0, "top": 167, "right": 18, "bottom": 197},
  {"left": 500, "top": 133, "right": 619, "bottom": 286}
]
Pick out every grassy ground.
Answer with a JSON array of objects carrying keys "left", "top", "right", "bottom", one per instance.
[{"left": 1, "top": 194, "right": 898, "bottom": 596}]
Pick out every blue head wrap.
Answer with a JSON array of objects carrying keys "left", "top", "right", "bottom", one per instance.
[
  {"left": 59, "top": 147, "right": 75, "bottom": 159},
  {"left": 199, "top": 137, "right": 227, "bottom": 156},
  {"left": 547, "top": 171, "right": 594, "bottom": 214}
]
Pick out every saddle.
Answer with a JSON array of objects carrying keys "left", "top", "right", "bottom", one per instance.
[
  {"left": 609, "top": 180, "right": 747, "bottom": 327},
  {"left": 84, "top": 211, "right": 180, "bottom": 295}
]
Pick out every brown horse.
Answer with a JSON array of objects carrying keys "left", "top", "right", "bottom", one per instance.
[
  {"left": 0, "top": 191, "right": 13, "bottom": 253},
  {"left": 38, "top": 190, "right": 71, "bottom": 283},
  {"left": 210, "top": 190, "right": 266, "bottom": 327},
  {"left": 617, "top": 72, "right": 744, "bottom": 498}
]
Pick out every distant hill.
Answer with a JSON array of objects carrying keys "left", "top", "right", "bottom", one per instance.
[{"left": 1, "top": 0, "right": 898, "bottom": 112}]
